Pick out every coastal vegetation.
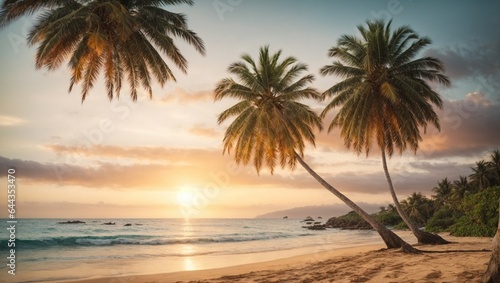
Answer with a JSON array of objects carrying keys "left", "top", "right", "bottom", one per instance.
[{"left": 330, "top": 149, "right": 499, "bottom": 238}]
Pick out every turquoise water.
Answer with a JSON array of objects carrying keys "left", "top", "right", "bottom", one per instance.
[{"left": 0, "top": 218, "right": 413, "bottom": 282}]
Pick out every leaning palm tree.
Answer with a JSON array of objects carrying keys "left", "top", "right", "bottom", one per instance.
[
  {"left": 215, "top": 45, "right": 417, "bottom": 252},
  {"left": 0, "top": 0, "right": 205, "bottom": 102},
  {"left": 320, "top": 19, "right": 450, "bottom": 244}
]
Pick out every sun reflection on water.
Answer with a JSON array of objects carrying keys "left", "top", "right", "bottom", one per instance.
[
  {"left": 183, "top": 256, "right": 196, "bottom": 271},
  {"left": 181, "top": 218, "right": 197, "bottom": 271}
]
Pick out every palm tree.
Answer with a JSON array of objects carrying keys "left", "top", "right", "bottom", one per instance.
[
  {"left": 470, "top": 160, "right": 492, "bottom": 191},
  {"left": 320, "top": 19, "right": 450, "bottom": 245},
  {"left": 0, "top": 0, "right": 205, "bottom": 102},
  {"left": 488, "top": 149, "right": 500, "bottom": 186},
  {"left": 401, "top": 192, "right": 434, "bottom": 226},
  {"left": 432, "top": 178, "right": 453, "bottom": 208},
  {"left": 215, "top": 46, "right": 417, "bottom": 252},
  {"left": 452, "top": 175, "right": 472, "bottom": 203}
]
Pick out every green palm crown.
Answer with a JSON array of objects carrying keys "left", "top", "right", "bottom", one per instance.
[
  {"left": 321, "top": 19, "right": 450, "bottom": 157},
  {"left": 0, "top": 0, "right": 205, "bottom": 101},
  {"left": 215, "top": 46, "right": 322, "bottom": 174}
]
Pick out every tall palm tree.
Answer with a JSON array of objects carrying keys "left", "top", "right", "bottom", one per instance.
[
  {"left": 432, "top": 178, "right": 453, "bottom": 208},
  {"left": 452, "top": 175, "right": 472, "bottom": 203},
  {"left": 401, "top": 192, "right": 433, "bottom": 226},
  {"left": 320, "top": 19, "right": 450, "bottom": 245},
  {"left": 470, "top": 160, "right": 492, "bottom": 191},
  {"left": 0, "top": 0, "right": 205, "bottom": 102},
  {"left": 215, "top": 46, "right": 417, "bottom": 252},
  {"left": 488, "top": 149, "right": 500, "bottom": 186}
]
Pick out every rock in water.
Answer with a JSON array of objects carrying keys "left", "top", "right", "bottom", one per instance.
[{"left": 58, "top": 220, "right": 86, "bottom": 224}]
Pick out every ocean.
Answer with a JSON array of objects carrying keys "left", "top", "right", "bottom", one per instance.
[{"left": 0, "top": 218, "right": 415, "bottom": 282}]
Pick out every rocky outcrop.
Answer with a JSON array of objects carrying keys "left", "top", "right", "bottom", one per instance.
[
  {"left": 58, "top": 220, "right": 85, "bottom": 224},
  {"left": 325, "top": 212, "right": 372, "bottom": 230},
  {"left": 303, "top": 224, "right": 327, "bottom": 230}
]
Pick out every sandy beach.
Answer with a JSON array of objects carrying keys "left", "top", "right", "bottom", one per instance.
[{"left": 69, "top": 233, "right": 493, "bottom": 283}]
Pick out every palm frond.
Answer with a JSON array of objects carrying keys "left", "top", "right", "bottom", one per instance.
[
  {"left": 215, "top": 46, "right": 322, "bottom": 174},
  {"left": 321, "top": 19, "right": 449, "bottom": 157}
]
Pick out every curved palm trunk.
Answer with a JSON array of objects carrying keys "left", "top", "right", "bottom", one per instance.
[
  {"left": 482, "top": 198, "right": 500, "bottom": 283},
  {"left": 295, "top": 152, "right": 418, "bottom": 253},
  {"left": 381, "top": 148, "right": 449, "bottom": 245}
]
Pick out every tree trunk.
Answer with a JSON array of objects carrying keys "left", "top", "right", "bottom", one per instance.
[
  {"left": 482, "top": 198, "right": 500, "bottom": 283},
  {"left": 295, "top": 152, "right": 418, "bottom": 253},
  {"left": 381, "top": 148, "right": 450, "bottom": 245}
]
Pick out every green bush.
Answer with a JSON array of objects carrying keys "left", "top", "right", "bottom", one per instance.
[
  {"left": 425, "top": 205, "right": 462, "bottom": 233},
  {"left": 393, "top": 221, "right": 409, "bottom": 230},
  {"left": 448, "top": 187, "right": 500, "bottom": 237},
  {"left": 376, "top": 210, "right": 402, "bottom": 226}
]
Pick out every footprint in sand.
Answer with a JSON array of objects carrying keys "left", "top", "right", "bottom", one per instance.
[{"left": 425, "top": 270, "right": 442, "bottom": 279}]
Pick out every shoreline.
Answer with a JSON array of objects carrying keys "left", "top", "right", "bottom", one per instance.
[
  {"left": 67, "top": 244, "right": 384, "bottom": 283},
  {"left": 67, "top": 233, "right": 493, "bottom": 283}
]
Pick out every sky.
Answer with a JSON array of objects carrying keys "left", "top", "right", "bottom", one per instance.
[{"left": 0, "top": 0, "right": 499, "bottom": 218}]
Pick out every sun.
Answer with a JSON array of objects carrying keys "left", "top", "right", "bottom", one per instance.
[{"left": 176, "top": 189, "right": 196, "bottom": 207}]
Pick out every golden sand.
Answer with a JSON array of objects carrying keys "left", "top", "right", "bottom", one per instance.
[{"left": 69, "top": 233, "right": 492, "bottom": 283}]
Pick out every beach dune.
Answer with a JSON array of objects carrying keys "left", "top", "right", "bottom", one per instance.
[{"left": 71, "top": 233, "right": 492, "bottom": 283}]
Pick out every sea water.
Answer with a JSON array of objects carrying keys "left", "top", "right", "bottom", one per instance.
[{"left": 0, "top": 218, "right": 414, "bottom": 282}]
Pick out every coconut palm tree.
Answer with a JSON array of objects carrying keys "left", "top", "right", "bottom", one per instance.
[
  {"left": 488, "top": 149, "right": 500, "bottom": 186},
  {"left": 320, "top": 19, "right": 450, "bottom": 244},
  {"left": 452, "top": 175, "right": 473, "bottom": 203},
  {"left": 215, "top": 45, "right": 417, "bottom": 252},
  {"left": 401, "top": 192, "right": 434, "bottom": 226},
  {"left": 470, "top": 160, "right": 492, "bottom": 191},
  {"left": 0, "top": 0, "right": 205, "bottom": 102},
  {"left": 432, "top": 178, "right": 453, "bottom": 208}
]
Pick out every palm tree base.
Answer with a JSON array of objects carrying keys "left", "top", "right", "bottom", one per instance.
[
  {"left": 415, "top": 230, "right": 451, "bottom": 245},
  {"left": 380, "top": 229, "right": 420, "bottom": 253}
]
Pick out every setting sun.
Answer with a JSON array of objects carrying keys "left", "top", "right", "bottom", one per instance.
[{"left": 176, "top": 189, "right": 196, "bottom": 207}]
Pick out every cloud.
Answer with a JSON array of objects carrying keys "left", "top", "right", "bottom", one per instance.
[
  {"left": 418, "top": 92, "right": 500, "bottom": 158},
  {"left": 45, "top": 144, "right": 221, "bottom": 163},
  {"left": 424, "top": 40, "right": 500, "bottom": 93},
  {"left": 425, "top": 40, "right": 500, "bottom": 79},
  {"left": 189, "top": 125, "right": 219, "bottom": 138},
  {"left": 0, "top": 156, "right": 183, "bottom": 189},
  {"left": 0, "top": 146, "right": 314, "bottom": 190},
  {"left": 156, "top": 87, "right": 213, "bottom": 104},
  {"left": 0, "top": 115, "right": 26, "bottom": 126}
]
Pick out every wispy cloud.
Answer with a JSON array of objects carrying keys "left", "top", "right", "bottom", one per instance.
[
  {"left": 0, "top": 115, "right": 26, "bottom": 126},
  {"left": 189, "top": 125, "right": 219, "bottom": 138},
  {"left": 156, "top": 87, "right": 214, "bottom": 105}
]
